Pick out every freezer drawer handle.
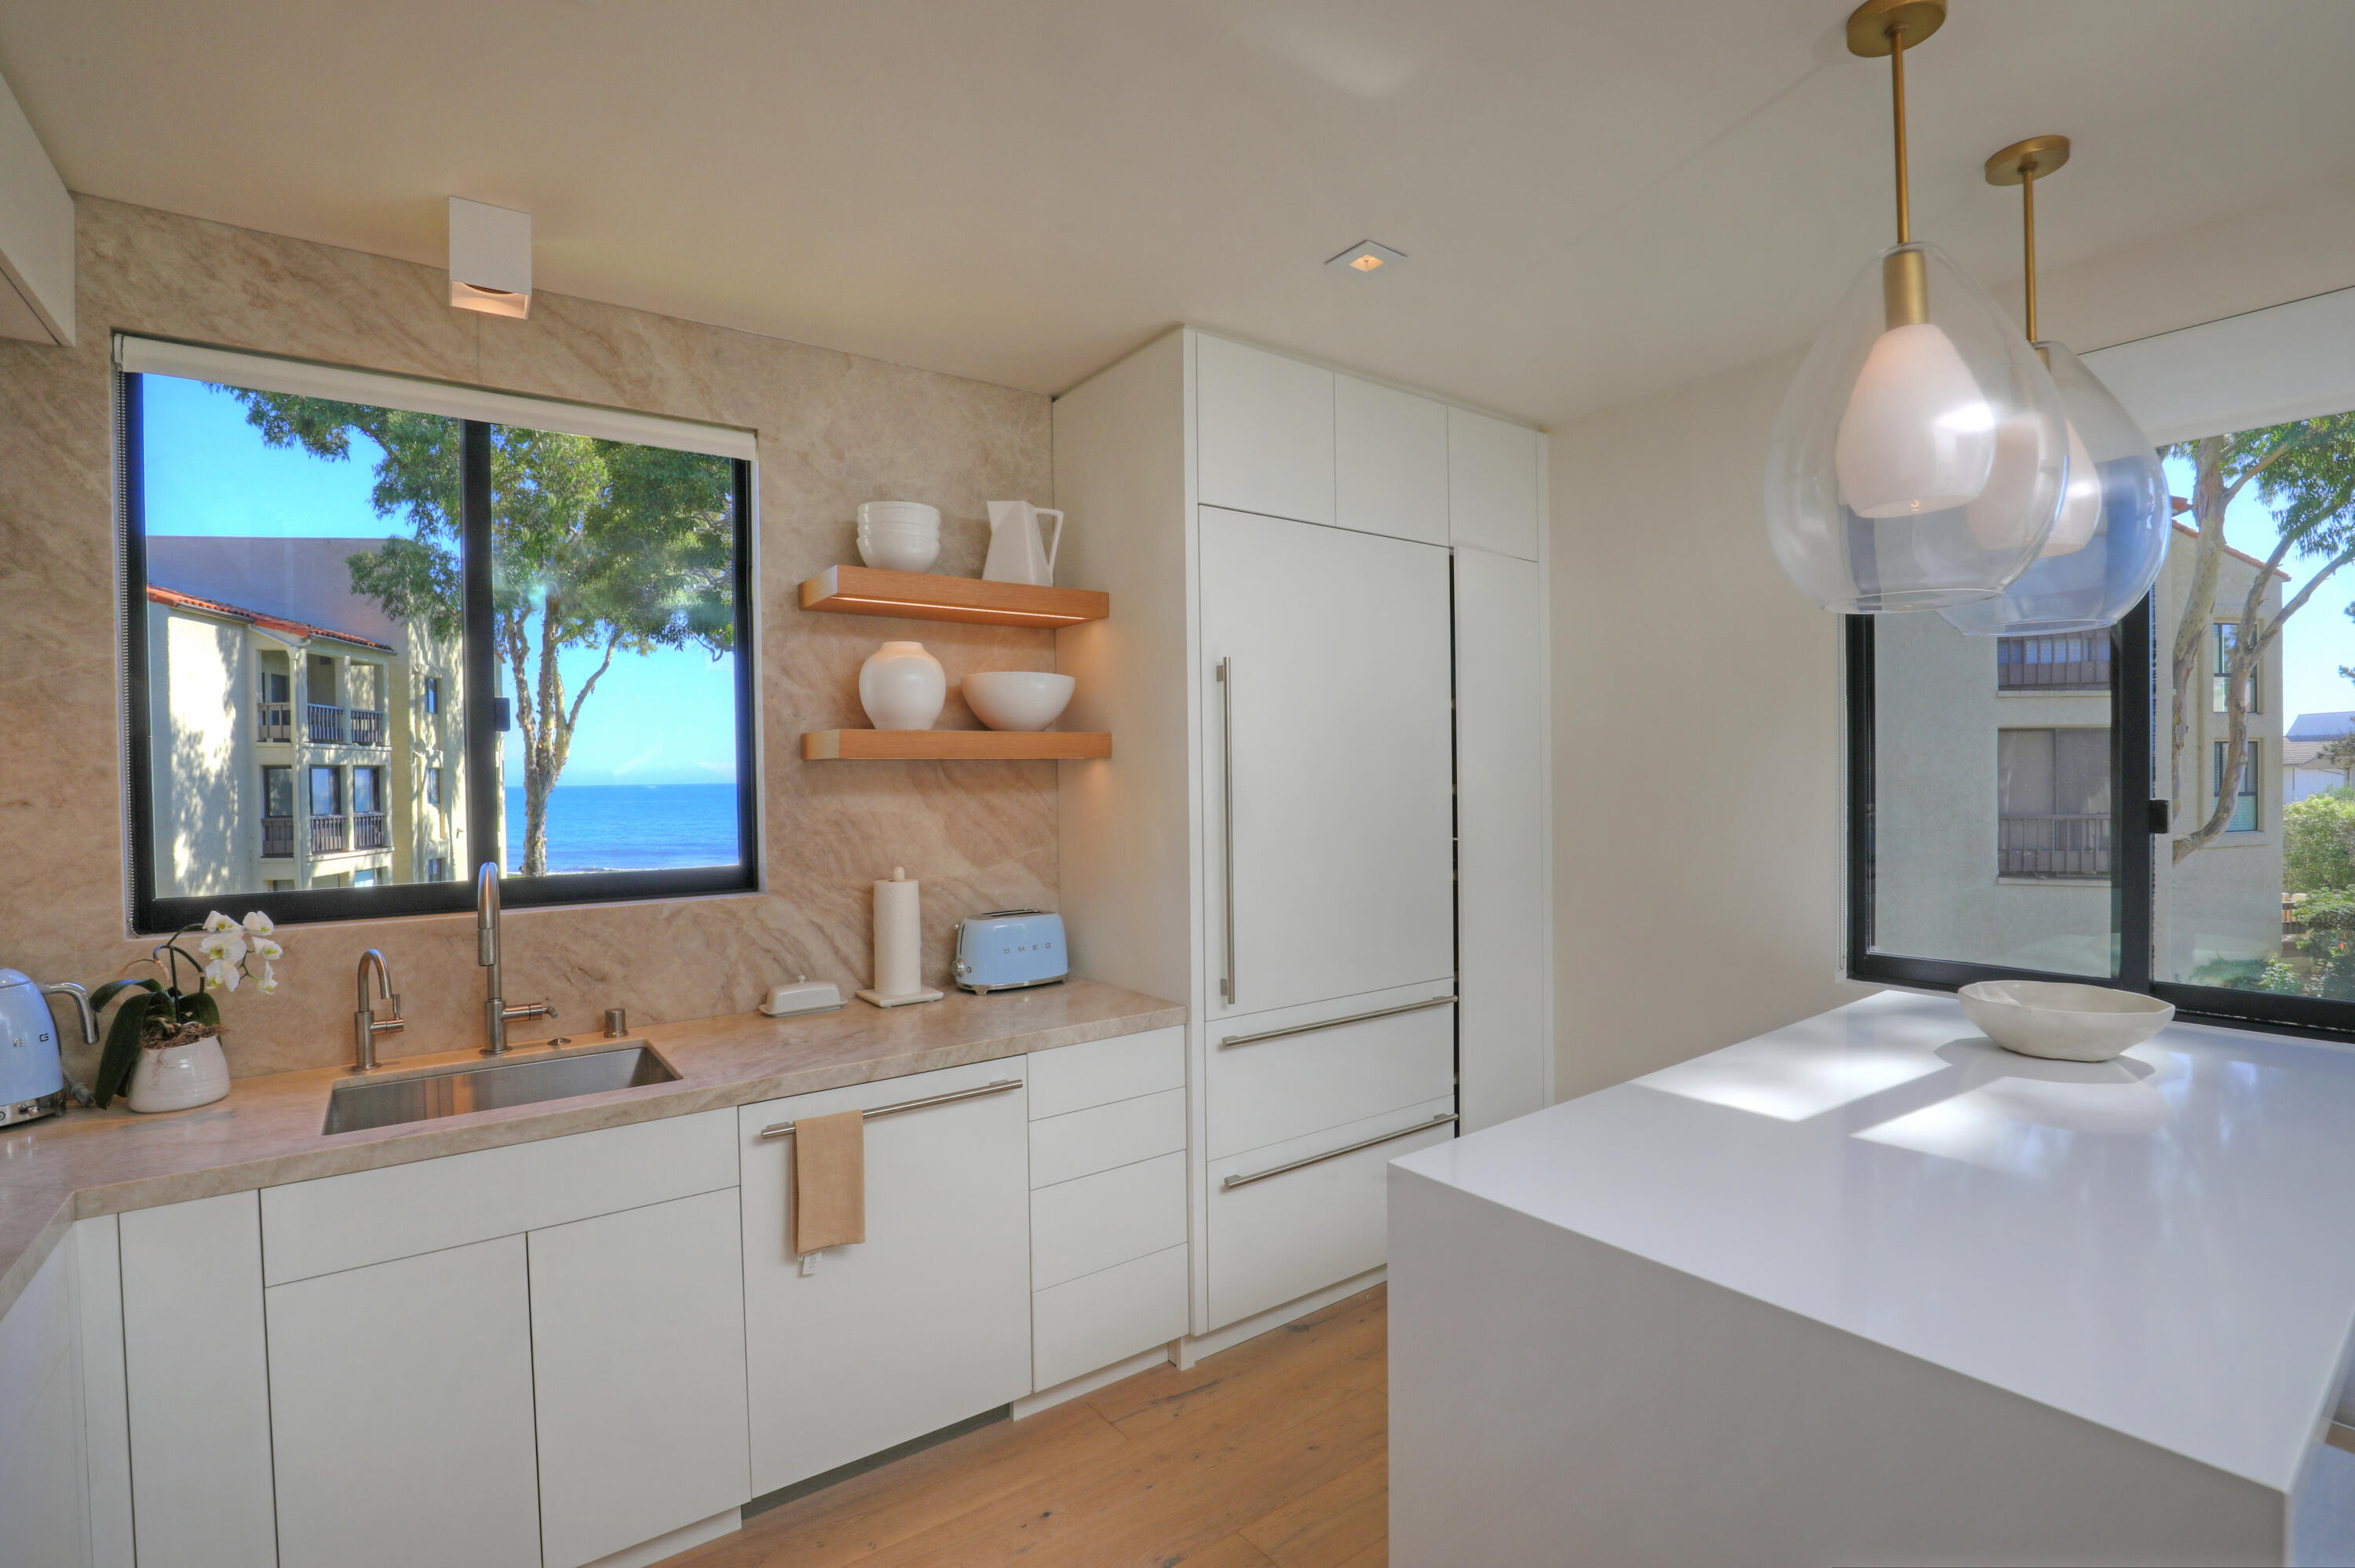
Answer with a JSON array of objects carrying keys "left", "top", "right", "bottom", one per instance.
[
  {"left": 1220, "top": 1111, "right": 1459, "bottom": 1190},
  {"left": 1218, "top": 994, "right": 1456, "bottom": 1049},
  {"left": 760, "top": 1078, "right": 1022, "bottom": 1140}
]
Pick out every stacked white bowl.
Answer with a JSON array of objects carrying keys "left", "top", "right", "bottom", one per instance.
[{"left": 856, "top": 501, "right": 942, "bottom": 573}]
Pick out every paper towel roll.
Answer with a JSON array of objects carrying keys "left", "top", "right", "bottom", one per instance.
[{"left": 873, "top": 867, "right": 922, "bottom": 998}]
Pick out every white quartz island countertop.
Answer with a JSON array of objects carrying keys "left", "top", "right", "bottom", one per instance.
[{"left": 1388, "top": 990, "right": 2355, "bottom": 1566}]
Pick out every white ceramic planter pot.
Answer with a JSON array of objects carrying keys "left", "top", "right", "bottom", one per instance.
[
  {"left": 127, "top": 1034, "right": 232, "bottom": 1114},
  {"left": 859, "top": 641, "right": 947, "bottom": 731}
]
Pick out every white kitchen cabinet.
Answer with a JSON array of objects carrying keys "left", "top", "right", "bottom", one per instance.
[
  {"left": 1200, "top": 506, "right": 1455, "bottom": 1019},
  {"left": 1205, "top": 984, "right": 1456, "bottom": 1158},
  {"left": 1206, "top": 1096, "right": 1456, "bottom": 1329},
  {"left": 1028, "top": 1085, "right": 1186, "bottom": 1188},
  {"left": 1455, "top": 546, "right": 1551, "bottom": 1132},
  {"left": 1030, "top": 1151, "right": 1188, "bottom": 1290},
  {"left": 1335, "top": 374, "right": 1449, "bottom": 545},
  {"left": 1027, "top": 1025, "right": 1184, "bottom": 1118},
  {"left": 74, "top": 1216, "right": 133, "bottom": 1568},
  {"left": 740, "top": 1060, "right": 1032, "bottom": 1494},
  {"left": 266, "top": 1234, "right": 542, "bottom": 1568},
  {"left": 1448, "top": 406, "right": 1543, "bottom": 560},
  {"left": 1032, "top": 1245, "right": 1189, "bottom": 1391},
  {"left": 1196, "top": 333, "right": 1335, "bottom": 526},
  {"left": 0, "top": 1233, "right": 91, "bottom": 1568},
  {"left": 530, "top": 1187, "right": 751, "bottom": 1568},
  {"left": 118, "top": 1191, "right": 279, "bottom": 1568}
]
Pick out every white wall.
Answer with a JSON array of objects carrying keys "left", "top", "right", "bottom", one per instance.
[{"left": 1547, "top": 348, "right": 1871, "bottom": 1102}]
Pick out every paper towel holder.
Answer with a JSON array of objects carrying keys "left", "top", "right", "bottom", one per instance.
[{"left": 859, "top": 866, "right": 944, "bottom": 1009}]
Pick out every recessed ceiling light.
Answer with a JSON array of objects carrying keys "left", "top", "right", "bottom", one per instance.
[{"left": 1327, "top": 240, "right": 1406, "bottom": 275}]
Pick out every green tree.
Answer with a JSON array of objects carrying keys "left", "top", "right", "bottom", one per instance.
[
  {"left": 228, "top": 392, "right": 736, "bottom": 875},
  {"left": 2169, "top": 414, "right": 2355, "bottom": 861},
  {"left": 2282, "top": 789, "right": 2355, "bottom": 895}
]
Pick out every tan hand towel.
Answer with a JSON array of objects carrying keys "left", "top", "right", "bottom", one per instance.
[{"left": 791, "top": 1108, "right": 867, "bottom": 1254}]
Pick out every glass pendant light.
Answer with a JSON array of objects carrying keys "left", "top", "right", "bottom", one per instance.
[
  {"left": 1763, "top": 0, "right": 2071, "bottom": 613},
  {"left": 1940, "top": 136, "right": 2170, "bottom": 636}
]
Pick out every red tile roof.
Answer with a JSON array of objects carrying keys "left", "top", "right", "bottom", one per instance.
[
  {"left": 145, "top": 585, "right": 394, "bottom": 651},
  {"left": 2171, "top": 521, "right": 2291, "bottom": 581}
]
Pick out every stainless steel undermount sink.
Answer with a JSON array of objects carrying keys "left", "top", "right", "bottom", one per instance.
[{"left": 321, "top": 1042, "right": 680, "bottom": 1135}]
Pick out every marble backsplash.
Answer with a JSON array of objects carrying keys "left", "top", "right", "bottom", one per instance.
[{"left": 0, "top": 197, "right": 1063, "bottom": 1080}]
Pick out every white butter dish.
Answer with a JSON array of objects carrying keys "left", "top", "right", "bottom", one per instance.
[{"left": 761, "top": 978, "right": 845, "bottom": 1017}]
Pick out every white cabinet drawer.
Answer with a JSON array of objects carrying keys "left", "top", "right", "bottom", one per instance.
[
  {"left": 1206, "top": 990, "right": 1455, "bottom": 1159},
  {"left": 1028, "top": 1026, "right": 1184, "bottom": 1119},
  {"left": 262, "top": 1108, "right": 736, "bottom": 1285},
  {"left": 1034, "top": 1244, "right": 1188, "bottom": 1391},
  {"left": 1030, "top": 1150, "right": 1187, "bottom": 1291},
  {"left": 1205, "top": 1098, "right": 1455, "bottom": 1330},
  {"left": 1196, "top": 334, "right": 1334, "bottom": 527},
  {"left": 1031, "top": 1087, "right": 1186, "bottom": 1189}
]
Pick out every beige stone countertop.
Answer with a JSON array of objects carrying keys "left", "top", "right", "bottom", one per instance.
[{"left": 0, "top": 978, "right": 1183, "bottom": 1320}]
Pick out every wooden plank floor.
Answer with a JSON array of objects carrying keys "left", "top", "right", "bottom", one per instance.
[{"left": 667, "top": 1285, "right": 1389, "bottom": 1568}]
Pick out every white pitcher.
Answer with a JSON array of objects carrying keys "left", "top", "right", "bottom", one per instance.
[{"left": 983, "top": 501, "right": 1064, "bottom": 587}]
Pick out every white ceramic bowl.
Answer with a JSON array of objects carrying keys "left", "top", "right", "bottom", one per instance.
[
  {"left": 858, "top": 501, "right": 940, "bottom": 531},
  {"left": 857, "top": 527, "right": 940, "bottom": 573},
  {"left": 1957, "top": 979, "right": 2174, "bottom": 1062},
  {"left": 962, "top": 671, "right": 1075, "bottom": 732}
]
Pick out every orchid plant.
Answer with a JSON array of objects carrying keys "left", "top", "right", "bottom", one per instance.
[{"left": 89, "top": 912, "right": 286, "bottom": 1107}]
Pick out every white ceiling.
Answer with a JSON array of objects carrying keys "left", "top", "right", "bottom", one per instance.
[{"left": 5, "top": 1, "right": 2354, "bottom": 426}]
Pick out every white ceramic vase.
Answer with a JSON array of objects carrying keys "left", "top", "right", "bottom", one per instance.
[
  {"left": 859, "top": 641, "right": 947, "bottom": 731},
  {"left": 127, "top": 1033, "right": 232, "bottom": 1113}
]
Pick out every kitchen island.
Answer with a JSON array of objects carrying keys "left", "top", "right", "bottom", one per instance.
[{"left": 1389, "top": 990, "right": 2355, "bottom": 1567}]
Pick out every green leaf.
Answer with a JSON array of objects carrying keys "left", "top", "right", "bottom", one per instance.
[
  {"left": 186, "top": 992, "right": 221, "bottom": 1030},
  {"left": 93, "top": 992, "right": 154, "bottom": 1109},
  {"left": 88, "top": 977, "right": 162, "bottom": 1012}
]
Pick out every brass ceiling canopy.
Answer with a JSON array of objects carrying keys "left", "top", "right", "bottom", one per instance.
[
  {"left": 1985, "top": 133, "right": 2072, "bottom": 186},
  {"left": 1846, "top": 0, "right": 1947, "bottom": 58}
]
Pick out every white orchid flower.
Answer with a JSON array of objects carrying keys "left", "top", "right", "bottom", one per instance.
[
  {"left": 203, "top": 958, "right": 241, "bottom": 992},
  {"left": 250, "top": 935, "right": 283, "bottom": 961},
  {"left": 241, "top": 911, "right": 276, "bottom": 937},
  {"left": 255, "top": 963, "right": 278, "bottom": 996},
  {"left": 203, "top": 911, "right": 239, "bottom": 934},
  {"left": 196, "top": 930, "right": 247, "bottom": 965}
]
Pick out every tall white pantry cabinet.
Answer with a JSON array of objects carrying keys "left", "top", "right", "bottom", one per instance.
[{"left": 1054, "top": 327, "right": 1554, "bottom": 1340}]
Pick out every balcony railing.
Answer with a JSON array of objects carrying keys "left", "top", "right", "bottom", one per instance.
[
  {"left": 352, "top": 813, "right": 389, "bottom": 850},
  {"left": 1998, "top": 633, "right": 2112, "bottom": 691},
  {"left": 307, "top": 703, "right": 345, "bottom": 744},
  {"left": 349, "top": 709, "right": 388, "bottom": 748},
  {"left": 257, "top": 702, "right": 291, "bottom": 743},
  {"left": 261, "top": 816, "right": 294, "bottom": 859},
  {"left": 309, "top": 815, "right": 349, "bottom": 855},
  {"left": 1999, "top": 813, "right": 2112, "bottom": 879}
]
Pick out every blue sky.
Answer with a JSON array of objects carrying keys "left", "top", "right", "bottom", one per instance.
[
  {"left": 2161, "top": 450, "right": 2355, "bottom": 727},
  {"left": 143, "top": 375, "right": 739, "bottom": 787}
]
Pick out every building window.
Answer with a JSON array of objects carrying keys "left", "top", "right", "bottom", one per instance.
[
  {"left": 1998, "top": 729, "right": 2112, "bottom": 879},
  {"left": 1997, "top": 633, "right": 2110, "bottom": 691},
  {"left": 427, "top": 857, "right": 445, "bottom": 881},
  {"left": 2213, "top": 622, "right": 2261, "bottom": 715},
  {"left": 261, "top": 766, "right": 294, "bottom": 859},
  {"left": 2215, "top": 740, "right": 2259, "bottom": 833},
  {"left": 119, "top": 337, "right": 758, "bottom": 932}
]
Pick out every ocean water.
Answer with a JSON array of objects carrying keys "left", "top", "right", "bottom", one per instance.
[{"left": 505, "top": 783, "right": 740, "bottom": 873}]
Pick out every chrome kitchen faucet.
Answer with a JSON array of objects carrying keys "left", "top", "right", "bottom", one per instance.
[{"left": 477, "top": 862, "right": 556, "bottom": 1056}]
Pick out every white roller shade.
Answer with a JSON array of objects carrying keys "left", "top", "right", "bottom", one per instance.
[{"left": 114, "top": 334, "right": 757, "bottom": 463}]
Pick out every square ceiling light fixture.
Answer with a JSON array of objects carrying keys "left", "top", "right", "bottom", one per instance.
[
  {"left": 1327, "top": 239, "right": 1407, "bottom": 275},
  {"left": 448, "top": 196, "right": 531, "bottom": 318}
]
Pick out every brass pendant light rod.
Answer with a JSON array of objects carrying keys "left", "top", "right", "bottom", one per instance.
[
  {"left": 1986, "top": 134, "right": 2072, "bottom": 345},
  {"left": 1848, "top": 0, "right": 1948, "bottom": 328}
]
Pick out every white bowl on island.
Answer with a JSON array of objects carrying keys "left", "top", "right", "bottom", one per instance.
[
  {"left": 1958, "top": 979, "right": 2174, "bottom": 1062},
  {"left": 962, "top": 671, "right": 1075, "bottom": 732}
]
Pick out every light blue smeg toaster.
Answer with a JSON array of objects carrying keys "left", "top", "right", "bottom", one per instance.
[{"left": 953, "top": 910, "right": 1068, "bottom": 994}]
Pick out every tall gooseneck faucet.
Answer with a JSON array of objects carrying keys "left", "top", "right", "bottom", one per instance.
[{"left": 478, "top": 860, "right": 555, "bottom": 1056}]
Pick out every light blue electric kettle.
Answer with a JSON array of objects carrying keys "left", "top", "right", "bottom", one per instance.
[{"left": 1, "top": 968, "right": 96, "bottom": 1126}]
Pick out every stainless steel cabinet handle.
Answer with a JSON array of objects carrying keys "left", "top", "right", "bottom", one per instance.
[
  {"left": 1218, "top": 655, "right": 1236, "bottom": 1005},
  {"left": 1218, "top": 994, "right": 1456, "bottom": 1050},
  {"left": 1221, "top": 1112, "right": 1459, "bottom": 1190},
  {"left": 760, "top": 1078, "right": 1021, "bottom": 1140}
]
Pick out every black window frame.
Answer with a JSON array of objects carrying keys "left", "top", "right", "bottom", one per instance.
[
  {"left": 121, "top": 368, "right": 761, "bottom": 934},
  {"left": 1847, "top": 595, "right": 2355, "bottom": 1044}
]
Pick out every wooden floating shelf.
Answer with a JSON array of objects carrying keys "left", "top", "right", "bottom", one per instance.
[
  {"left": 799, "top": 566, "right": 1110, "bottom": 629},
  {"left": 802, "top": 730, "right": 1112, "bottom": 761}
]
